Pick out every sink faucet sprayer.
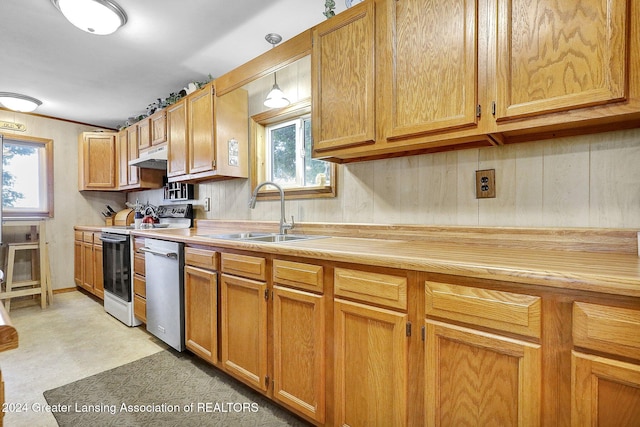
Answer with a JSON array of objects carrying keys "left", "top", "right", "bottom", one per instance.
[{"left": 249, "top": 181, "right": 294, "bottom": 234}]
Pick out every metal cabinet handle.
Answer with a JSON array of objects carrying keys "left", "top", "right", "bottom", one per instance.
[{"left": 139, "top": 247, "right": 178, "bottom": 259}]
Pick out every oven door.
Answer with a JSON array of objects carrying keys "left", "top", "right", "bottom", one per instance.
[{"left": 100, "top": 233, "right": 131, "bottom": 302}]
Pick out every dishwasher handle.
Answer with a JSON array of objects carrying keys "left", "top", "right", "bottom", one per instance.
[{"left": 139, "top": 246, "right": 178, "bottom": 259}]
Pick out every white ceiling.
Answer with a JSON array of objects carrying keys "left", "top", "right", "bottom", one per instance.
[{"left": 2, "top": 0, "right": 347, "bottom": 129}]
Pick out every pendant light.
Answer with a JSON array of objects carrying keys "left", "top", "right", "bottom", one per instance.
[
  {"left": 0, "top": 92, "right": 42, "bottom": 113},
  {"left": 263, "top": 33, "right": 290, "bottom": 109},
  {"left": 51, "top": 0, "right": 127, "bottom": 35}
]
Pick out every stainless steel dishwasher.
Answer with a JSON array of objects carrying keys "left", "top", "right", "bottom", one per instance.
[{"left": 141, "top": 238, "right": 185, "bottom": 351}]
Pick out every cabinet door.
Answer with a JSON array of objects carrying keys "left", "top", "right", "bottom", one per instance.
[
  {"left": 117, "top": 130, "right": 129, "bottom": 188},
  {"left": 185, "top": 265, "right": 218, "bottom": 365},
  {"left": 81, "top": 242, "right": 94, "bottom": 293},
  {"left": 334, "top": 298, "right": 408, "bottom": 426},
  {"left": 126, "top": 125, "right": 140, "bottom": 185},
  {"left": 495, "top": 0, "right": 629, "bottom": 121},
  {"left": 80, "top": 133, "right": 117, "bottom": 190},
  {"left": 382, "top": 0, "right": 479, "bottom": 140},
  {"left": 167, "top": 99, "right": 188, "bottom": 177},
  {"left": 273, "top": 286, "right": 325, "bottom": 423},
  {"left": 572, "top": 351, "right": 640, "bottom": 427},
  {"left": 312, "top": 1, "right": 376, "bottom": 152},
  {"left": 138, "top": 117, "right": 151, "bottom": 150},
  {"left": 220, "top": 273, "right": 268, "bottom": 391},
  {"left": 188, "top": 85, "right": 216, "bottom": 174},
  {"left": 74, "top": 239, "right": 83, "bottom": 286},
  {"left": 425, "top": 319, "right": 541, "bottom": 426},
  {"left": 151, "top": 110, "right": 167, "bottom": 145},
  {"left": 93, "top": 242, "right": 104, "bottom": 299}
]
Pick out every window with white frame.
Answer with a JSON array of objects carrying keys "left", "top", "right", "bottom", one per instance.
[
  {"left": 266, "top": 115, "right": 331, "bottom": 188},
  {"left": 2, "top": 135, "right": 54, "bottom": 218}
]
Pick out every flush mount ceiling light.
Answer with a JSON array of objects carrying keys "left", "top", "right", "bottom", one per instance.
[
  {"left": 51, "top": 0, "right": 127, "bottom": 35},
  {"left": 263, "top": 33, "right": 290, "bottom": 109},
  {"left": 0, "top": 92, "right": 43, "bottom": 112}
]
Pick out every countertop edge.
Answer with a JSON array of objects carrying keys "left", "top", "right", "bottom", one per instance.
[{"left": 127, "top": 228, "right": 640, "bottom": 299}]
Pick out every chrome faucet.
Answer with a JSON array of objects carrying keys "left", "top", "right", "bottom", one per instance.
[{"left": 249, "top": 181, "right": 294, "bottom": 234}]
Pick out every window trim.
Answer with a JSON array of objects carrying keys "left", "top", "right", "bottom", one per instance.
[
  {"left": 250, "top": 98, "right": 336, "bottom": 201},
  {"left": 1, "top": 133, "right": 54, "bottom": 218}
]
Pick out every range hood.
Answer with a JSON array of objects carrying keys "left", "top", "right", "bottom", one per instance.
[{"left": 129, "top": 145, "right": 167, "bottom": 170}]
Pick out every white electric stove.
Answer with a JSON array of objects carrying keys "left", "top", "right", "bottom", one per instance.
[{"left": 100, "top": 204, "right": 193, "bottom": 326}]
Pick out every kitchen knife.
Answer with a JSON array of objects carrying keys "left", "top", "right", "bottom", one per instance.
[{"left": 106, "top": 205, "right": 117, "bottom": 214}]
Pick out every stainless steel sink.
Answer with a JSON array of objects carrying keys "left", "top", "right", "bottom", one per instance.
[
  {"left": 204, "top": 232, "right": 326, "bottom": 243},
  {"left": 206, "top": 232, "right": 271, "bottom": 240},
  {"left": 246, "top": 234, "right": 309, "bottom": 243}
]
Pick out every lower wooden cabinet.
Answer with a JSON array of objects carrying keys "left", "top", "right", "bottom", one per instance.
[
  {"left": 220, "top": 272, "right": 268, "bottom": 391},
  {"left": 73, "top": 230, "right": 104, "bottom": 299},
  {"left": 571, "top": 351, "right": 640, "bottom": 426},
  {"left": 571, "top": 301, "right": 640, "bottom": 426},
  {"left": 133, "top": 237, "right": 146, "bottom": 322},
  {"left": 184, "top": 265, "right": 218, "bottom": 364},
  {"left": 73, "top": 233, "right": 82, "bottom": 286},
  {"left": 425, "top": 319, "right": 541, "bottom": 426},
  {"left": 334, "top": 298, "right": 408, "bottom": 426},
  {"left": 272, "top": 285, "right": 325, "bottom": 423},
  {"left": 174, "top": 246, "right": 640, "bottom": 426},
  {"left": 93, "top": 241, "right": 104, "bottom": 299},
  {"left": 81, "top": 233, "right": 94, "bottom": 293}
]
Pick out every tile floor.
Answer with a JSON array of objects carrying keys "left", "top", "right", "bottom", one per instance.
[{"left": 0, "top": 291, "right": 166, "bottom": 427}]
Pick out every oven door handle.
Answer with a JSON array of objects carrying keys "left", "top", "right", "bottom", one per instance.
[
  {"left": 99, "top": 235, "right": 128, "bottom": 243},
  {"left": 139, "top": 247, "right": 178, "bottom": 259}
]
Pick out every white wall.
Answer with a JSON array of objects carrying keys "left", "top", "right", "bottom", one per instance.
[{"left": 0, "top": 110, "right": 126, "bottom": 290}]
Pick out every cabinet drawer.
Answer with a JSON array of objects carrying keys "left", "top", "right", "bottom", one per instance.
[
  {"left": 82, "top": 232, "right": 94, "bottom": 243},
  {"left": 134, "top": 237, "right": 145, "bottom": 253},
  {"left": 185, "top": 247, "right": 218, "bottom": 270},
  {"left": 273, "top": 259, "right": 323, "bottom": 293},
  {"left": 74, "top": 231, "right": 83, "bottom": 241},
  {"left": 573, "top": 302, "right": 640, "bottom": 360},
  {"left": 133, "top": 253, "right": 145, "bottom": 276},
  {"left": 334, "top": 268, "right": 407, "bottom": 310},
  {"left": 133, "top": 275, "right": 146, "bottom": 298},
  {"left": 425, "top": 282, "right": 541, "bottom": 338},
  {"left": 221, "top": 253, "right": 266, "bottom": 281},
  {"left": 134, "top": 294, "right": 146, "bottom": 323}
]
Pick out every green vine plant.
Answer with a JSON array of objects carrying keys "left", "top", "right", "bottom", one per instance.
[
  {"left": 119, "top": 74, "right": 214, "bottom": 129},
  {"left": 324, "top": 0, "right": 335, "bottom": 18}
]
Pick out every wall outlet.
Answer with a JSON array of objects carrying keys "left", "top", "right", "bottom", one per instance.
[
  {"left": 476, "top": 169, "right": 496, "bottom": 199},
  {"left": 204, "top": 197, "right": 211, "bottom": 212}
]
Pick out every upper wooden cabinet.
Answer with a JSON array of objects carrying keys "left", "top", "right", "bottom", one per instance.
[
  {"left": 492, "top": 0, "right": 639, "bottom": 136},
  {"left": 117, "top": 126, "right": 164, "bottom": 191},
  {"left": 138, "top": 117, "right": 151, "bottom": 151},
  {"left": 138, "top": 109, "right": 167, "bottom": 151},
  {"left": 383, "top": 0, "right": 481, "bottom": 140},
  {"left": 126, "top": 125, "right": 140, "bottom": 186},
  {"left": 167, "top": 83, "right": 249, "bottom": 183},
  {"left": 150, "top": 109, "right": 167, "bottom": 146},
  {"left": 167, "top": 98, "right": 189, "bottom": 178},
  {"left": 498, "top": 0, "right": 627, "bottom": 120},
  {"left": 78, "top": 132, "right": 118, "bottom": 191},
  {"left": 312, "top": 1, "right": 376, "bottom": 152},
  {"left": 312, "top": 0, "right": 640, "bottom": 162}
]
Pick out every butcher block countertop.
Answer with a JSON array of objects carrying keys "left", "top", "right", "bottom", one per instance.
[{"left": 126, "top": 220, "right": 640, "bottom": 298}]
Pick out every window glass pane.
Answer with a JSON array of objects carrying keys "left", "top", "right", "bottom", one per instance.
[
  {"left": 2, "top": 140, "right": 48, "bottom": 214},
  {"left": 303, "top": 118, "right": 330, "bottom": 186},
  {"left": 270, "top": 123, "right": 297, "bottom": 187}
]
